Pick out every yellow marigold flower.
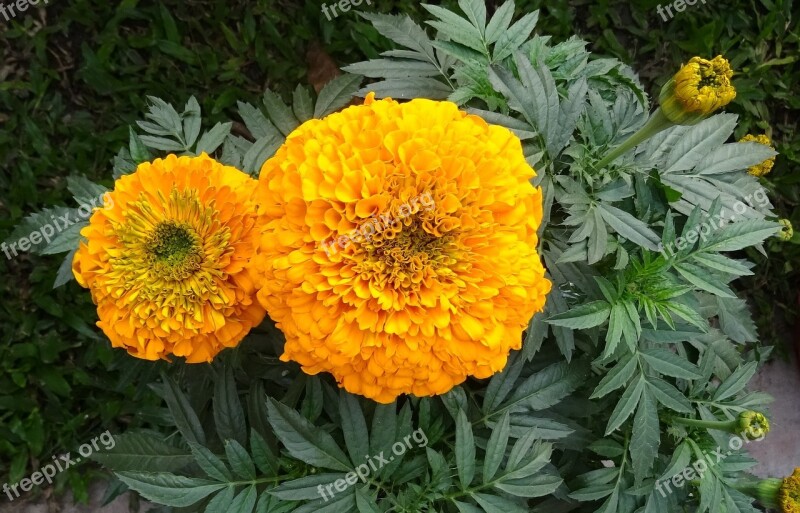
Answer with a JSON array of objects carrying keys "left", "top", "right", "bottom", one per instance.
[
  {"left": 779, "top": 219, "right": 794, "bottom": 241},
  {"left": 659, "top": 55, "right": 736, "bottom": 125},
  {"left": 739, "top": 134, "right": 776, "bottom": 176},
  {"left": 254, "top": 93, "right": 551, "bottom": 403},
  {"left": 780, "top": 468, "right": 800, "bottom": 513},
  {"left": 72, "top": 154, "right": 266, "bottom": 363}
]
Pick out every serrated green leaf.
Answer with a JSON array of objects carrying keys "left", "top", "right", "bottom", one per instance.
[
  {"left": 196, "top": 122, "right": 233, "bottom": 155},
  {"left": 641, "top": 348, "right": 702, "bottom": 379},
  {"left": 225, "top": 439, "right": 256, "bottom": 481},
  {"left": 606, "top": 375, "right": 645, "bottom": 434},
  {"left": 267, "top": 398, "right": 351, "bottom": 472},
  {"left": 162, "top": 374, "right": 206, "bottom": 446},
  {"left": 547, "top": 300, "right": 611, "bottom": 329},
  {"left": 190, "top": 443, "right": 232, "bottom": 482},
  {"left": 455, "top": 410, "right": 476, "bottom": 488},
  {"left": 214, "top": 362, "right": 247, "bottom": 447},
  {"left": 116, "top": 472, "right": 225, "bottom": 508}
]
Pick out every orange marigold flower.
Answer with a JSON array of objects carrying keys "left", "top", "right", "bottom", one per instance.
[
  {"left": 72, "top": 153, "right": 266, "bottom": 363},
  {"left": 254, "top": 93, "right": 551, "bottom": 403}
]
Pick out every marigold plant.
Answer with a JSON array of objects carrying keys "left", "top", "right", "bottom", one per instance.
[
  {"left": 72, "top": 153, "right": 266, "bottom": 363},
  {"left": 253, "top": 93, "right": 551, "bottom": 403}
]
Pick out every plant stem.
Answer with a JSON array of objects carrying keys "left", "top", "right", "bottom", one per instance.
[
  {"left": 672, "top": 417, "right": 736, "bottom": 432},
  {"left": 594, "top": 108, "right": 673, "bottom": 170}
]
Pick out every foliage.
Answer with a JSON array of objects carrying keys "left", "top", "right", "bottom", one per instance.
[
  {"left": 1, "top": 0, "right": 796, "bottom": 508},
  {"left": 63, "top": 2, "right": 789, "bottom": 512}
]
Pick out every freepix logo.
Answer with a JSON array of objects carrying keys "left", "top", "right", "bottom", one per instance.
[{"left": 0, "top": 0, "right": 49, "bottom": 23}]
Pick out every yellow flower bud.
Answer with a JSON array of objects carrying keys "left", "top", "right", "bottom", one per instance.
[
  {"left": 778, "top": 219, "right": 794, "bottom": 241},
  {"left": 739, "top": 134, "right": 776, "bottom": 176},
  {"left": 659, "top": 55, "right": 736, "bottom": 125},
  {"left": 736, "top": 411, "right": 770, "bottom": 440}
]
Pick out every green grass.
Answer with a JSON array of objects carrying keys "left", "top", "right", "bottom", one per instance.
[{"left": 1, "top": 0, "right": 797, "bottom": 501}]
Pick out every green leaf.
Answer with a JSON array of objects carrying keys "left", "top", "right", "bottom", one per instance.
[
  {"left": 597, "top": 202, "right": 661, "bottom": 250},
  {"left": 339, "top": 391, "right": 370, "bottom": 465},
  {"left": 423, "top": 4, "right": 486, "bottom": 54},
  {"left": 190, "top": 443, "right": 232, "bottom": 482},
  {"left": 182, "top": 96, "right": 202, "bottom": 148},
  {"left": 492, "top": 11, "right": 539, "bottom": 62},
  {"left": 237, "top": 101, "right": 280, "bottom": 140},
  {"left": 343, "top": 59, "right": 441, "bottom": 79},
  {"left": 196, "top": 122, "right": 233, "bottom": 155},
  {"left": 473, "top": 492, "right": 527, "bottom": 513},
  {"left": 641, "top": 348, "right": 702, "bottom": 379},
  {"left": 271, "top": 474, "right": 348, "bottom": 500},
  {"left": 91, "top": 433, "right": 193, "bottom": 473},
  {"left": 630, "top": 391, "right": 660, "bottom": 479},
  {"left": 267, "top": 398, "right": 351, "bottom": 472},
  {"left": 214, "top": 362, "right": 247, "bottom": 446},
  {"left": 674, "top": 262, "right": 735, "bottom": 298},
  {"left": 116, "top": 472, "right": 225, "bottom": 508},
  {"left": 263, "top": 90, "right": 300, "bottom": 136},
  {"left": 494, "top": 473, "right": 562, "bottom": 498},
  {"left": 250, "top": 430, "right": 279, "bottom": 477},
  {"left": 228, "top": 485, "right": 258, "bottom": 513},
  {"left": 703, "top": 220, "right": 780, "bottom": 252},
  {"left": 713, "top": 362, "right": 758, "bottom": 401},
  {"left": 647, "top": 378, "right": 693, "bottom": 413},
  {"left": 242, "top": 134, "right": 282, "bottom": 175},
  {"left": 292, "top": 85, "right": 314, "bottom": 122},
  {"left": 591, "top": 354, "right": 638, "bottom": 399},
  {"left": 128, "top": 127, "right": 152, "bottom": 164},
  {"left": 606, "top": 375, "right": 645, "bottom": 434},
  {"left": 358, "top": 78, "right": 453, "bottom": 100},
  {"left": 484, "top": 411, "right": 511, "bottom": 483},
  {"left": 360, "top": 13, "right": 438, "bottom": 64},
  {"left": 354, "top": 486, "right": 381, "bottom": 513},
  {"left": 205, "top": 485, "right": 236, "bottom": 513},
  {"left": 484, "top": 0, "right": 514, "bottom": 44},
  {"left": 225, "top": 439, "right": 256, "bottom": 481},
  {"left": 67, "top": 176, "right": 108, "bottom": 205},
  {"left": 162, "top": 374, "right": 206, "bottom": 445},
  {"left": 53, "top": 249, "right": 77, "bottom": 288},
  {"left": 455, "top": 410, "right": 476, "bottom": 488},
  {"left": 547, "top": 300, "right": 611, "bottom": 329},
  {"left": 502, "top": 360, "right": 587, "bottom": 413},
  {"left": 484, "top": 353, "right": 523, "bottom": 414},
  {"left": 664, "top": 114, "right": 737, "bottom": 172}
]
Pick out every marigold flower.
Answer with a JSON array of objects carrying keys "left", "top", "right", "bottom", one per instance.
[
  {"left": 659, "top": 55, "right": 736, "bottom": 125},
  {"left": 72, "top": 154, "right": 266, "bottom": 363},
  {"left": 780, "top": 468, "right": 800, "bottom": 513},
  {"left": 779, "top": 219, "right": 794, "bottom": 241},
  {"left": 254, "top": 93, "right": 551, "bottom": 403},
  {"left": 739, "top": 134, "right": 775, "bottom": 176},
  {"left": 738, "top": 468, "right": 800, "bottom": 512}
]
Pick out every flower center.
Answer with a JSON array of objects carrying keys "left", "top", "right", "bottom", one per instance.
[
  {"left": 145, "top": 222, "right": 203, "bottom": 280},
  {"left": 356, "top": 218, "right": 460, "bottom": 290}
]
